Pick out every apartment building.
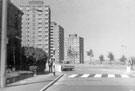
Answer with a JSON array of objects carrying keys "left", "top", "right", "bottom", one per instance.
[
  {"left": 50, "top": 22, "right": 64, "bottom": 63},
  {"left": 19, "top": 0, "right": 51, "bottom": 55},
  {"left": 64, "top": 34, "right": 84, "bottom": 64}
]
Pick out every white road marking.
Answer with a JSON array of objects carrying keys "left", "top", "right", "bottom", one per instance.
[
  {"left": 121, "top": 74, "right": 129, "bottom": 78},
  {"left": 108, "top": 74, "right": 115, "bottom": 78},
  {"left": 68, "top": 74, "right": 78, "bottom": 78},
  {"left": 94, "top": 74, "right": 102, "bottom": 78},
  {"left": 81, "top": 74, "right": 90, "bottom": 78},
  {"left": 68, "top": 74, "right": 133, "bottom": 78}
]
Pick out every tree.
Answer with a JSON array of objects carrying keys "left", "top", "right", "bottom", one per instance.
[
  {"left": 67, "top": 46, "right": 73, "bottom": 62},
  {"left": 21, "top": 47, "right": 48, "bottom": 73},
  {"left": 67, "top": 46, "right": 78, "bottom": 64},
  {"left": 120, "top": 55, "right": 127, "bottom": 64},
  {"left": 107, "top": 52, "right": 115, "bottom": 64},
  {"left": 87, "top": 49, "right": 94, "bottom": 64},
  {"left": 99, "top": 54, "right": 104, "bottom": 64}
]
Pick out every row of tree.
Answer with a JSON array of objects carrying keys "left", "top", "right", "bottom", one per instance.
[{"left": 87, "top": 49, "right": 127, "bottom": 64}]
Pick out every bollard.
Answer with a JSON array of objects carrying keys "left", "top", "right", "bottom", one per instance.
[
  {"left": 126, "top": 58, "right": 132, "bottom": 74},
  {"left": 127, "top": 65, "right": 131, "bottom": 74}
]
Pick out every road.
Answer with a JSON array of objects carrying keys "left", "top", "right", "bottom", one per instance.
[{"left": 46, "top": 64, "right": 135, "bottom": 91}]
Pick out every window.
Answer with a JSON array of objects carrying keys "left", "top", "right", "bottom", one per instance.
[
  {"left": 32, "top": 23, "right": 36, "bottom": 26},
  {"left": 32, "top": 14, "right": 35, "bottom": 17},
  {"left": 45, "top": 11, "right": 49, "bottom": 14},
  {"left": 45, "top": 27, "right": 49, "bottom": 29},
  {"left": 39, "top": 39, "right": 42, "bottom": 42},
  {"left": 38, "top": 31, "right": 42, "bottom": 33},
  {"left": 38, "top": 14, "right": 42, "bottom": 16},
  {"left": 38, "top": 22, "right": 42, "bottom": 25},
  {"left": 33, "top": 36, "right": 35, "bottom": 39},
  {"left": 38, "top": 35, "right": 42, "bottom": 37},
  {"left": 38, "top": 27, "right": 42, "bottom": 29},
  {"left": 45, "top": 22, "right": 49, "bottom": 24},
  {"left": 38, "top": 44, "right": 42, "bottom": 46}
]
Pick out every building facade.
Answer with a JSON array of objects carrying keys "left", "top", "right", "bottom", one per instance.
[
  {"left": 50, "top": 22, "right": 64, "bottom": 63},
  {"left": 19, "top": 0, "right": 51, "bottom": 56},
  {"left": 0, "top": 0, "right": 23, "bottom": 70},
  {"left": 64, "top": 34, "right": 84, "bottom": 64}
]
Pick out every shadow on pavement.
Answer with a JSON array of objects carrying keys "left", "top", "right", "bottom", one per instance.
[
  {"left": 6, "top": 79, "right": 53, "bottom": 87},
  {"left": 6, "top": 71, "right": 53, "bottom": 87}
]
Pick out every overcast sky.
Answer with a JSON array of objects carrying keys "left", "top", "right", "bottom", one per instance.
[{"left": 11, "top": 0, "right": 135, "bottom": 60}]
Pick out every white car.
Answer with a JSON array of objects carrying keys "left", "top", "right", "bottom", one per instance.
[{"left": 61, "top": 61, "right": 74, "bottom": 71}]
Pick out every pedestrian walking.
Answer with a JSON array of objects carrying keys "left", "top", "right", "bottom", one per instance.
[{"left": 48, "top": 58, "right": 53, "bottom": 73}]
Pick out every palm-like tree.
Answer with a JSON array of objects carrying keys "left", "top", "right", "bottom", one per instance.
[
  {"left": 120, "top": 55, "right": 127, "bottom": 64},
  {"left": 107, "top": 52, "right": 115, "bottom": 64},
  {"left": 99, "top": 54, "right": 104, "bottom": 64},
  {"left": 87, "top": 49, "right": 94, "bottom": 64}
]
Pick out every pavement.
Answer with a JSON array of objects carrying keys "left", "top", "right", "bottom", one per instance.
[{"left": 0, "top": 71, "right": 64, "bottom": 91}]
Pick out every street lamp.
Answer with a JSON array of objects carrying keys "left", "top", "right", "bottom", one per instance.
[
  {"left": 0, "top": 0, "right": 8, "bottom": 88},
  {"left": 52, "top": 48, "right": 56, "bottom": 76},
  {"left": 121, "top": 45, "right": 127, "bottom": 57},
  {"left": 52, "top": 48, "right": 56, "bottom": 60}
]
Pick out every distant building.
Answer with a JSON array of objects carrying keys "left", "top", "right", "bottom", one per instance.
[
  {"left": 64, "top": 34, "right": 84, "bottom": 64},
  {"left": 0, "top": 0, "right": 23, "bottom": 70},
  {"left": 19, "top": 0, "right": 51, "bottom": 56},
  {"left": 50, "top": 22, "right": 64, "bottom": 63}
]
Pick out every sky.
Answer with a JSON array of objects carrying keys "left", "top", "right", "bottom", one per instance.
[{"left": 11, "top": 0, "right": 135, "bottom": 60}]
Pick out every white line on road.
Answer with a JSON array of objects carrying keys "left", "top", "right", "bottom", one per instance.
[
  {"left": 121, "top": 74, "right": 129, "bottom": 78},
  {"left": 81, "top": 74, "right": 90, "bottom": 78},
  {"left": 68, "top": 74, "right": 78, "bottom": 78},
  {"left": 94, "top": 74, "right": 102, "bottom": 78},
  {"left": 108, "top": 74, "right": 115, "bottom": 78}
]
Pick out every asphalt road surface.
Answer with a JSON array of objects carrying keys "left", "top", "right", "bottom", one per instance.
[{"left": 46, "top": 64, "right": 135, "bottom": 91}]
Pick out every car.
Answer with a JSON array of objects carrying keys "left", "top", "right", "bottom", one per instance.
[{"left": 61, "top": 61, "right": 75, "bottom": 71}]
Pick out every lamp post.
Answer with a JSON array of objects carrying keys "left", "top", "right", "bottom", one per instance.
[
  {"left": 121, "top": 45, "right": 127, "bottom": 56},
  {"left": 121, "top": 45, "right": 132, "bottom": 73},
  {"left": 52, "top": 48, "right": 56, "bottom": 76},
  {"left": 52, "top": 48, "right": 56, "bottom": 63},
  {"left": 0, "top": 0, "right": 8, "bottom": 88}
]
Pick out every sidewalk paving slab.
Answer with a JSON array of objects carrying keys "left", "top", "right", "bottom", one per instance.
[{"left": 0, "top": 72, "right": 64, "bottom": 91}]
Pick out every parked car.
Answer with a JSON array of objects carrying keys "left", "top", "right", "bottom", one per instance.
[{"left": 61, "top": 61, "right": 75, "bottom": 71}]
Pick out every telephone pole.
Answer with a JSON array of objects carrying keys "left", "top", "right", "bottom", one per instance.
[{"left": 0, "top": 0, "right": 8, "bottom": 87}]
